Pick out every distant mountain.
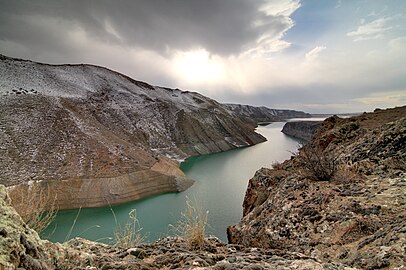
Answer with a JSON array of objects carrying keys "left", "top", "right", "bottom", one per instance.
[
  {"left": 0, "top": 54, "right": 306, "bottom": 209},
  {"left": 223, "top": 103, "right": 311, "bottom": 124}
]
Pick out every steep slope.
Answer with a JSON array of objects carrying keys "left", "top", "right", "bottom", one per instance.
[
  {"left": 0, "top": 54, "right": 265, "bottom": 209},
  {"left": 228, "top": 106, "right": 406, "bottom": 269},
  {"left": 223, "top": 103, "right": 311, "bottom": 124},
  {"left": 281, "top": 121, "right": 322, "bottom": 142}
]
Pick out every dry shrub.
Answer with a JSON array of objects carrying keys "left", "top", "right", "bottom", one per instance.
[
  {"left": 382, "top": 156, "right": 406, "bottom": 171},
  {"left": 114, "top": 209, "right": 146, "bottom": 248},
  {"left": 333, "top": 163, "right": 362, "bottom": 184},
  {"left": 340, "top": 217, "right": 380, "bottom": 244},
  {"left": 352, "top": 159, "right": 375, "bottom": 175},
  {"left": 11, "top": 182, "right": 57, "bottom": 233},
  {"left": 271, "top": 161, "right": 283, "bottom": 170},
  {"left": 295, "top": 145, "right": 341, "bottom": 181},
  {"left": 171, "top": 197, "right": 209, "bottom": 249}
]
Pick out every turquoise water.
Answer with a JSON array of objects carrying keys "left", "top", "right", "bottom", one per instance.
[{"left": 42, "top": 122, "right": 301, "bottom": 243}]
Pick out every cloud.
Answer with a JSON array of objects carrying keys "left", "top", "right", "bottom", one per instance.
[
  {"left": 0, "top": 0, "right": 404, "bottom": 114},
  {"left": 260, "top": 0, "right": 301, "bottom": 16},
  {"left": 305, "top": 46, "right": 326, "bottom": 61},
  {"left": 0, "top": 0, "right": 303, "bottom": 96},
  {"left": 247, "top": 0, "right": 300, "bottom": 57},
  {"left": 388, "top": 36, "right": 406, "bottom": 51},
  {"left": 0, "top": 0, "right": 299, "bottom": 57},
  {"left": 352, "top": 90, "right": 406, "bottom": 107},
  {"left": 347, "top": 17, "right": 393, "bottom": 41}
]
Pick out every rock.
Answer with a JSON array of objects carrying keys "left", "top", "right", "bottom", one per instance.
[
  {"left": 0, "top": 185, "right": 54, "bottom": 269},
  {"left": 223, "top": 103, "right": 311, "bottom": 124},
  {"left": 1, "top": 183, "right": 355, "bottom": 269},
  {"left": 228, "top": 106, "right": 406, "bottom": 269},
  {"left": 281, "top": 121, "right": 322, "bottom": 142}
]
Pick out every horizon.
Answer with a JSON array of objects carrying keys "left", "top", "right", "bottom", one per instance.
[
  {"left": 1, "top": 0, "right": 405, "bottom": 114},
  {"left": 1, "top": 52, "right": 399, "bottom": 115}
]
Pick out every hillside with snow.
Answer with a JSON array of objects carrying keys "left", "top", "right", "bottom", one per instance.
[{"left": 0, "top": 54, "right": 307, "bottom": 209}]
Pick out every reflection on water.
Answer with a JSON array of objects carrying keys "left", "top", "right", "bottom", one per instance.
[{"left": 43, "top": 122, "right": 302, "bottom": 243}]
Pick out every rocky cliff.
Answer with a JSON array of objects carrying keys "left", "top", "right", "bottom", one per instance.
[
  {"left": 223, "top": 104, "right": 311, "bottom": 124},
  {"left": 0, "top": 54, "right": 268, "bottom": 209},
  {"left": 281, "top": 121, "right": 322, "bottom": 142},
  {"left": 0, "top": 185, "right": 354, "bottom": 269},
  {"left": 228, "top": 106, "right": 406, "bottom": 269}
]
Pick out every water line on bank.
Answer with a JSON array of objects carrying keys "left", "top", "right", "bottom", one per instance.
[{"left": 42, "top": 122, "right": 303, "bottom": 243}]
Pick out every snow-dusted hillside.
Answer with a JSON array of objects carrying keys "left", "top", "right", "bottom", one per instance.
[{"left": 0, "top": 54, "right": 271, "bottom": 208}]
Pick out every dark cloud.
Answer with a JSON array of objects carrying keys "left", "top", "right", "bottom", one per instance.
[
  {"left": 1, "top": 0, "right": 403, "bottom": 114},
  {"left": 0, "top": 0, "right": 286, "bottom": 56}
]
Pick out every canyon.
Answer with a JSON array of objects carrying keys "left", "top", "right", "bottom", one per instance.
[
  {"left": 0, "top": 54, "right": 307, "bottom": 209},
  {"left": 1, "top": 106, "right": 404, "bottom": 269}
]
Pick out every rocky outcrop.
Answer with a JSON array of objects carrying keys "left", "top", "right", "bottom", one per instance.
[
  {"left": 60, "top": 237, "right": 354, "bottom": 270},
  {"left": 0, "top": 54, "right": 266, "bottom": 209},
  {"left": 0, "top": 185, "right": 56, "bottom": 269},
  {"left": 228, "top": 106, "right": 406, "bottom": 269},
  {"left": 282, "top": 121, "right": 322, "bottom": 142},
  {"left": 0, "top": 185, "right": 355, "bottom": 269},
  {"left": 223, "top": 103, "right": 311, "bottom": 124}
]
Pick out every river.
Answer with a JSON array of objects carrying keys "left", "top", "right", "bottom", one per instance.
[{"left": 42, "top": 121, "right": 303, "bottom": 243}]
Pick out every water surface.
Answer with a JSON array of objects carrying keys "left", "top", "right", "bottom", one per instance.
[{"left": 43, "top": 122, "right": 302, "bottom": 243}]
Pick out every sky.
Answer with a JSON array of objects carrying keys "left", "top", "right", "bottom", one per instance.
[{"left": 0, "top": 0, "right": 405, "bottom": 113}]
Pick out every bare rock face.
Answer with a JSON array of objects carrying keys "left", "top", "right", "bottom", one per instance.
[
  {"left": 228, "top": 106, "right": 406, "bottom": 269},
  {"left": 282, "top": 121, "right": 322, "bottom": 142},
  {"left": 0, "top": 54, "right": 266, "bottom": 209},
  {"left": 0, "top": 185, "right": 55, "bottom": 269},
  {"left": 223, "top": 103, "right": 311, "bottom": 124}
]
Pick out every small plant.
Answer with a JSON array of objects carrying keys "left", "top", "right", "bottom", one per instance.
[
  {"left": 271, "top": 161, "right": 283, "bottom": 170},
  {"left": 10, "top": 182, "right": 57, "bottom": 233},
  {"left": 383, "top": 156, "right": 406, "bottom": 171},
  {"left": 295, "top": 144, "right": 341, "bottom": 181},
  {"left": 333, "top": 163, "right": 361, "bottom": 184},
  {"left": 171, "top": 197, "right": 209, "bottom": 249},
  {"left": 114, "top": 209, "right": 146, "bottom": 248},
  {"left": 340, "top": 217, "right": 380, "bottom": 244}
]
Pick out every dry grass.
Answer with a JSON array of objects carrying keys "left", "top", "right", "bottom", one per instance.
[
  {"left": 171, "top": 197, "right": 209, "bottom": 249},
  {"left": 11, "top": 182, "right": 57, "bottom": 233},
  {"left": 65, "top": 207, "right": 82, "bottom": 242},
  {"left": 333, "top": 163, "right": 362, "bottom": 184},
  {"left": 383, "top": 156, "right": 406, "bottom": 171},
  {"left": 114, "top": 209, "right": 146, "bottom": 248}
]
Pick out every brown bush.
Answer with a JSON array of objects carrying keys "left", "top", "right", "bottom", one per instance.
[
  {"left": 333, "top": 163, "right": 362, "bottom": 184},
  {"left": 271, "top": 161, "right": 284, "bottom": 170},
  {"left": 295, "top": 144, "right": 341, "bottom": 181}
]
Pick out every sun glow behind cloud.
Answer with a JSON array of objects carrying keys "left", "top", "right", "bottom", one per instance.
[
  {"left": 1, "top": 0, "right": 405, "bottom": 113},
  {"left": 172, "top": 49, "right": 224, "bottom": 85}
]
